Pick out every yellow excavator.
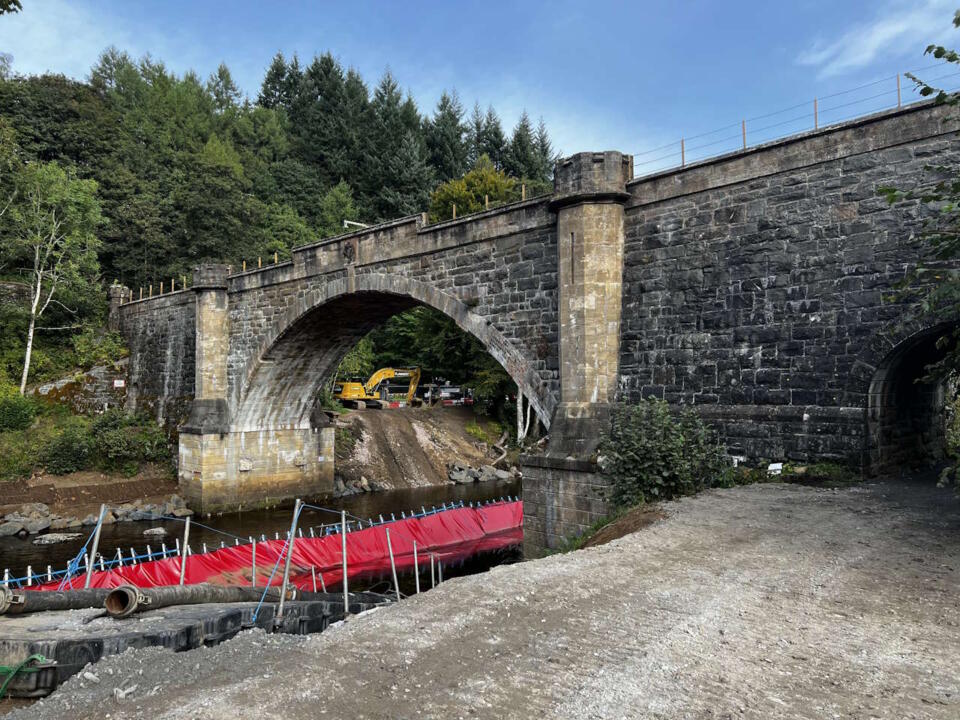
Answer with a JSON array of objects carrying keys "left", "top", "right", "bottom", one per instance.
[{"left": 334, "top": 367, "right": 421, "bottom": 408}]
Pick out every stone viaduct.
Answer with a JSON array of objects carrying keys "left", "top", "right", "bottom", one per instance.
[{"left": 110, "top": 101, "right": 960, "bottom": 554}]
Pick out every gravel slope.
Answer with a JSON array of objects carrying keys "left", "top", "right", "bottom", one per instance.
[{"left": 11, "top": 480, "right": 960, "bottom": 720}]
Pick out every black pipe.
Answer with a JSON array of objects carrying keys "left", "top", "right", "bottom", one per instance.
[
  {"left": 0, "top": 587, "right": 112, "bottom": 615},
  {"left": 104, "top": 583, "right": 390, "bottom": 618}
]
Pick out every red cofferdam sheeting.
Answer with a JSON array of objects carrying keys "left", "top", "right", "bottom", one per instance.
[{"left": 33, "top": 501, "right": 523, "bottom": 592}]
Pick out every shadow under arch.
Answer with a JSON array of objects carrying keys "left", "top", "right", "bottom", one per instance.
[
  {"left": 844, "top": 317, "right": 958, "bottom": 473},
  {"left": 231, "top": 272, "right": 555, "bottom": 432}
]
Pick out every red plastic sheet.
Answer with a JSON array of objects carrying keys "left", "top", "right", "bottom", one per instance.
[{"left": 33, "top": 501, "right": 523, "bottom": 592}]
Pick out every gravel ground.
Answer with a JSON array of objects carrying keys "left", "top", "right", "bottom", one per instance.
[{"left": 9, "top": 479, "right": 960, "bottom": 719}]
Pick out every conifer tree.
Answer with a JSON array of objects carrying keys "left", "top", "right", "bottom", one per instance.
[
  {"left": 257, "top": 52, "right": 289, "bottom": 109},
  {"left": 505, "top": 111, "right": 539, "bottom": 181},
  {"left": 426, "top": 91, "right": 468, "bottom": 182}
]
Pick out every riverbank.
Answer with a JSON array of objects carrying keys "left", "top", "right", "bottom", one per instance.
[{"left": 10, "top": 478, "right": 960, "bottom": 719}]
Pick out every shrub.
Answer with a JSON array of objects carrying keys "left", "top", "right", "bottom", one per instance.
[
  {"left": 598, "top": 399, "right": 732, "bottom": 508},
  {"left": 43, "top": 423, "right": 94, "bottom": 474},
  {"left": 93, "top": 415, "right": 169, "bottom": 474},
  {"left": 0, "top": 393, "right": 36, "bottom": 431},
  {"left": 72, "top": 327, "right": 128, "bottom": 369},
  {"left": 92, "top": 407, "right": 130, "bottom": 434}
]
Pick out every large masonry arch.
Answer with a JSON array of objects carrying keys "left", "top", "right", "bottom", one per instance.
[{"left": 233, "top": 272, "right": 555, "bottom": 431}]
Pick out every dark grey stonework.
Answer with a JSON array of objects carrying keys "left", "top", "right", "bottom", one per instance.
[
  {"left": 618, "top": 103, "right": 960, "bottom": 468},
  {"left": 115, "top": 290, "right": 196, "bottom": 425}
]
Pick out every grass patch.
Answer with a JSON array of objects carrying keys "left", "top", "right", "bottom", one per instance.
[
  {"left": 465, "top": 418, "right": 503, "bottom": 445},
  {"left": 549, "top": 508, "right": 627, "bottom": 554}
]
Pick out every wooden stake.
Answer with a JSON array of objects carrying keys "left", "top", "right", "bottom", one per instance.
[
  {"left": 182, "top": 275, "right": 187, "bottom": 289},
  {"left": 171, "top": 277, "right": 175, "bottom": 292},
  {"left": 139, "top": 287, "right": 143, "bottom": 300},
  {"left": 159, "top": 281, "right": 163, "bottom": 294},
  {"left": 258, "top": 256, "right": 262, "bottom": 268},
  {"left": 521, "top": 183, "right": 526, "bottom": 201},
  {"left": 148, "top": 284, "right": 153, "bottom": 297},
  {"left": 274, "top": 251, "right": 278, "bottom": 264},
  {"left": 311, "top": 565, "right": 318, "bottom": 592},
  {"left": 452, "top": 203, "right": 457, "bottom": 219},
  {"left": 251, "top": 541, "right": 256, "bottom": 587},
  {"left": 484, "top": 194, "right": 489, "bottom": 210},
  {"left": 242, "top": 260, "right": 246, "bottom": 272}
]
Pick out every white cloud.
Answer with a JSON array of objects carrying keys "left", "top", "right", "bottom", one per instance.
[
  {"left": 798, "top": 0, "right": 956, "bottom": 77},
  {"left": 0, "top": 0, "right": 204, "bottom": 83}
]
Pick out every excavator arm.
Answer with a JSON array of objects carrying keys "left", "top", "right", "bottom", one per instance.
[{"left": 363, "top": 367, "right": 397, "bottom": 394}]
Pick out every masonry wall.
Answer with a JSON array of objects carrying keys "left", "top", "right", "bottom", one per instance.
[
  {"left": 117, "top": 290, "right": 196, "bottom": 424},
  {"left": 619, "top": 103, "right": 960, "bottom": 465}
]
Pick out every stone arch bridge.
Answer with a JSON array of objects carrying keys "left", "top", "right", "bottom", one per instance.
[{"left": 111, "top": 102, "right": 960, "bottom": 553}]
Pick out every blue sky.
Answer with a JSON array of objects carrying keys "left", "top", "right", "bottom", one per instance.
[{"left": 0, "top": 0, "right": 957, "bottom": 169}]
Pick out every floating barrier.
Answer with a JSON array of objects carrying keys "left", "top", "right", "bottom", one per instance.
[{"left": 24, "top": 499, "right": 523, "bottom": 593}]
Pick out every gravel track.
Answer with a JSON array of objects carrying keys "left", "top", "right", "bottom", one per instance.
[{"left": 10, "top": 479, "right": 960, "bottom": 719}]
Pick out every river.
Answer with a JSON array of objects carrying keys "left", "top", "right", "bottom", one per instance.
[{"left": 0, "top": 479, "right": 521, "bottom": 586}]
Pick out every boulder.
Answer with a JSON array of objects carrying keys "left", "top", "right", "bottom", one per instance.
[
  {"left": 19, "top": 502, "right": 49, "bottom": 517},
  {"left": 50, "top": 516, "right": 80, "bottom": 530},
  {"left": 0, "top": 521, "right": 24, "bottom": 537},
  {"left": 24, "top": 517, "right": 52, "bottom": 534},
  {"left": 169, "top": 494, "right": 186, "bottom": 508},
  {"left": 449, "top": 469, "right": 475, "bottom": 484},
  {"left": 478, "top": 465, "right": 500, "bottom": 483},
  {"left": 494, "top": 468, "right": 513, "bottom": 481},
  {"left": 32, "top": 532, "right": 82, "bottom": 545},
  {"left": 143, "top": 527, "right": 167, "bottom": 536},
  {"left": 172, "top": 507, "right": 193, "bottom": 517}
]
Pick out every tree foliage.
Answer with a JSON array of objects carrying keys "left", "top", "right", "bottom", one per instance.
[{"left": 429, "top": 155, "right": 519, "bottom": 221}]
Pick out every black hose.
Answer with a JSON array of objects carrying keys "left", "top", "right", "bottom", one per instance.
[
  {"left": 104, "top": 584, "right": 390, "bottom": 618},
  {"left": 0, "top": 587, "right": 112, "bottom": 615}
]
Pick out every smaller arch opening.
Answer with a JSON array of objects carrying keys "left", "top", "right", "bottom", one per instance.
[{"left": 868, "top": 324, "right": 957, "bottom": 474}]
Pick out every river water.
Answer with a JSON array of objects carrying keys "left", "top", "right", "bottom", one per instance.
[{"left": 0, "top": 479, "right": 521, "bottom": 585}]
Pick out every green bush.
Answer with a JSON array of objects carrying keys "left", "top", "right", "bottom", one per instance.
[
  {"left": 72, "top": 327, "right": 128, "bottom": 369},
  {"left": 43, "top": 423, "right": 94, "bottom": 474},
  {"left": 599, "top": 399, "right": 732, "bottom": 508},
  {"left": 92, "top": 407, "right": 129, "bottom": 434},
  {"left": 0, "top": 393, "right": 36, "bottom": 431},
  {"left": 94, "top": 416, "right": 169, "bottom": 474}
]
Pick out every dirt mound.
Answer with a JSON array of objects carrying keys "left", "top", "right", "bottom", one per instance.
[
  {"left": 335, "top": 406, "right": 499, "bottom": 490},
  {"left": 580, "top": 505, "right": 667, "bottom": 548}
]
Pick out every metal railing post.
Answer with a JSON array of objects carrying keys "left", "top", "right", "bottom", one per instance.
[
  {"left": 276, "top": 498, "right": 302, "bottom": 623},
  {"left": 178, "top": 517, "right": 191, "bottom": 586},
  {"left": 84, "top": 504, "right": 106, "bottom": 589}
]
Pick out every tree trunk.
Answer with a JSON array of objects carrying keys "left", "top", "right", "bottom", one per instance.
[
  {"left": 516, "top": 385, "right": 524, "bottom": 443},
  {"left": 19, "top": 310, "right": 35, "bottom": 395}
]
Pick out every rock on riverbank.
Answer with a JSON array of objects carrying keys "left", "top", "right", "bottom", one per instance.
[{"left": 0, "top": 496, "right": 192, "bottom": 541}]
